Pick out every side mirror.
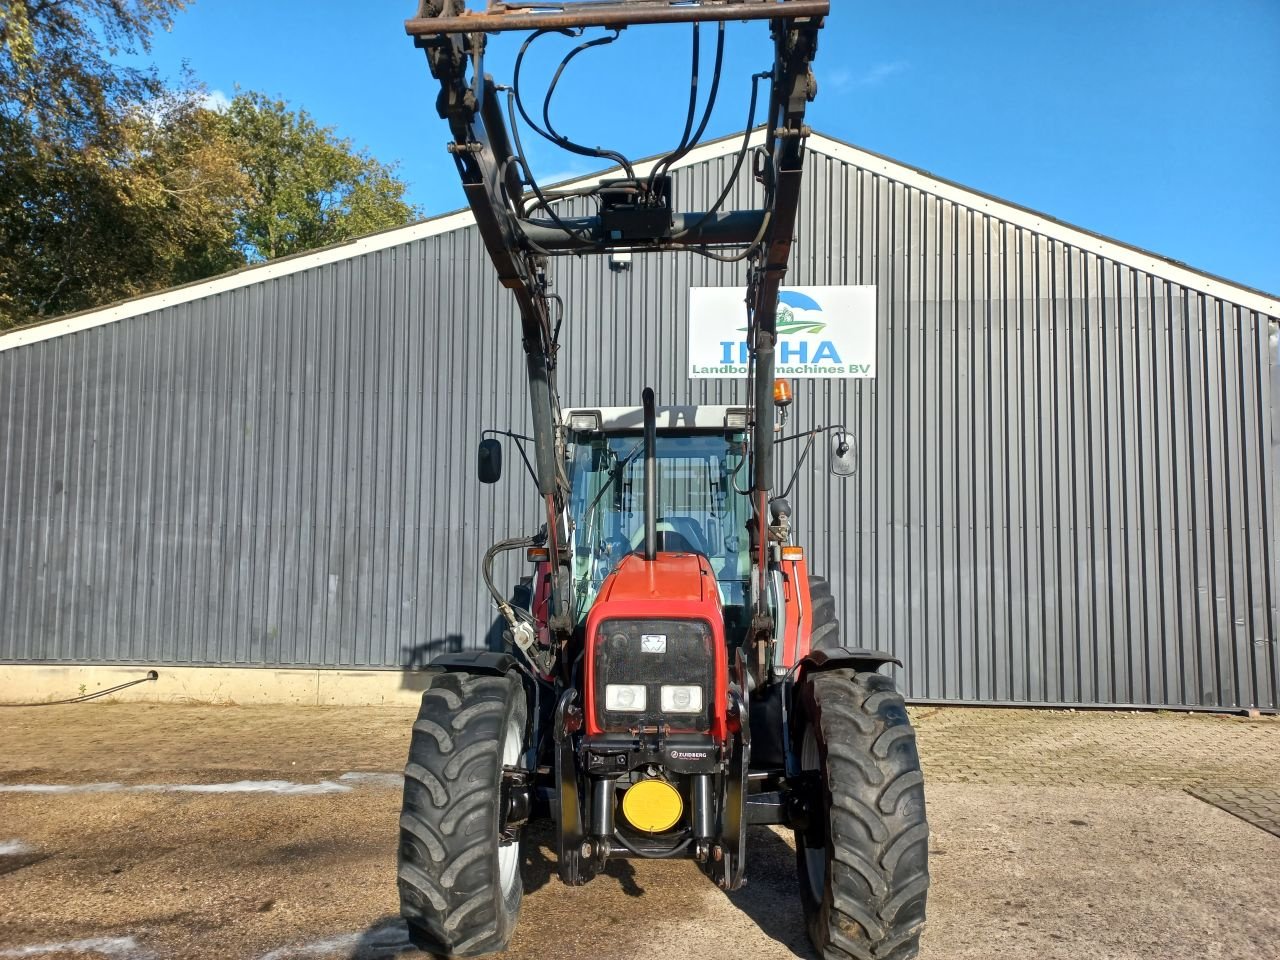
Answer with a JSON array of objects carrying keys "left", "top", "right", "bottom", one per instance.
[
  {"left": 829, "top": 431, "right": 856, "bottom": 478},
  {"left": 478, "top": 438, "right": 503, "bottom": 484}
]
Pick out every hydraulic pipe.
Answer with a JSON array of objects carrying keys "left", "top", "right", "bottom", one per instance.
[
  {"left": 520, "top": 210, "right": 767, "bottom": 252},
  {"left": 691, "top": 774, "right": 714, "bottom": 840},
  {"left": 751, "top": 331, "right": 775, "bottom": 620},
  {"left": 591, "top": 778, "right": 616, "bottom": 839},
  {"left": 751, "top": 331, "right": 775, "bottom": 493},
  {"left": 526, "top": 351, "right": 559, "bottom": 499},
  {"left": 642, "top": 387, "right": 657, "bottom": 561}
]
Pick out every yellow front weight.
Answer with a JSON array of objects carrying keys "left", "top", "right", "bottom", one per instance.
[{"left": 620, "top": 777, "right": 684, "bottom": 833}]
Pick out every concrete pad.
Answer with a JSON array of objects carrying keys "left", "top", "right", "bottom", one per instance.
[
  {"left": 1, "top": 782, "right": 1277, "bottom": 959},
  {"left": 0, "top": 665, "right": 429, "bottom": 708}
]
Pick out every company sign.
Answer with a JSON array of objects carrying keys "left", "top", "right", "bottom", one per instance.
[{"left": 688, "top": 285, "right": 877, "bottom": 379}]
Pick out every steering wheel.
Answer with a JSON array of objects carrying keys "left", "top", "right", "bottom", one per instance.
[{"left": 628, "top": 517, "right": 710, "bottom": 555}]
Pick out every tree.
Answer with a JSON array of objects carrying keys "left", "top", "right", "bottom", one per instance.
[
  {"left": 1, "top": 0, "right": 184, "bottom": 138},
  {"left": 0, "top": 0, "right": 241, "bottom": 327},
  {"left": 0, "top": 2, "right": 422, "bottom": 331},
  {"left": 0, "top": 86, "right": 250, "bottom": 328},
  {"left": 219, "top": 91, "right": 420, "bottom": 263}
]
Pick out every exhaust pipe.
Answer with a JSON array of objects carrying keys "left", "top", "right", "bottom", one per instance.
[{"left": 642, "top": 387, "right": 657, "bottom": 561}]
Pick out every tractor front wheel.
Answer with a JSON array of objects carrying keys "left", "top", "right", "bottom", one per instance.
[
  {"left": 795, "top": 669, "right": 929, "bottom": 960},
  {"left": 397, "top": 669, "right": 528, "bottom": 958}
]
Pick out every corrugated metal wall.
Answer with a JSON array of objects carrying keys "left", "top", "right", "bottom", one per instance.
[{"left": 2, "top": 143, "right": 1277, "bottom": 710}]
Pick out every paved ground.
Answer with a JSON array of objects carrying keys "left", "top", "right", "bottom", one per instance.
[
  {"left": 1, "top": 704, "right": 1276, "bottom": 959},
  {"left": 1187, "top": 786, "right": 1280, "bottom": 839}
]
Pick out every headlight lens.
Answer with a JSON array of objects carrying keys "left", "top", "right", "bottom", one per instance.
[
  {"left": 660, "top": 684, "right": 703, "bottom": 713},
  {"left": 605, "top": 684, "right": 647, "bottom": 712}
]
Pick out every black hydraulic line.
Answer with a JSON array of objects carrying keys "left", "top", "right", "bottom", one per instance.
[
  {"left": 0, "top": 670, "right": 158, "bottom": 706},
  {"left": 668, "top": 22, "right": 703, "bottom": 167},
  {"left": 648, "top": 20, "right": 725, "bottom": 191},
  {"left": 642, "top": 386, "right": 657, "bottom": 561},
  {"left": 506, "top": 89, "right": 597, "bottom": 246},
  {"left": 514, "top": 28, "right": 635, "bottom": 179},
  {"left": 542, "top": 31, "right": 638, "bottom": 174},
  {"left": 690, "top": 209, "right": 771, "bottom": 263},
  {"left": 669, "top": 72, "right": 766, "bottom": 243},
  {"left": 610, "top": 830, "right": 694, "bottom": 860},
  {"left": 483, "top": 530, "right": 546, "bottom": 619}
]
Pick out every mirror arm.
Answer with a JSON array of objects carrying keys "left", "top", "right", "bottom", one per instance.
[
  {"left": 778, "top": 430, "right": 818, "bottom": 499},
  {"left": 776, "top": 424, "right": 851, "bottom": 498},
  {"left": 482, "top": 428, "right": 540, "bottom": 486}
]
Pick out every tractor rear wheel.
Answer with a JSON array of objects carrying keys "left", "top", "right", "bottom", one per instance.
[
  {"left": 795, "top": 669, "right": 929, "bottom": 960},
  {"left": 397, "top": 669, "right": 528, "bottom": 958},
  {"left": 807, "top": 575, "right": 839, "bottom": 652}
]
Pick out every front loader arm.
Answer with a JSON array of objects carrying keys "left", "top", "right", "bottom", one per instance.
[
  {"left": 417, "top": 17, "right": 574, "bottom": 635},
  {"left": 408, "top": 1, "right": 827, "bottom": 650}
]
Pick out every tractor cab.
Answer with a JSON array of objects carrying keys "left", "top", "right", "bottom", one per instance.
[{"left": 563, "top": 405, "right": 755, "bottom": 643}]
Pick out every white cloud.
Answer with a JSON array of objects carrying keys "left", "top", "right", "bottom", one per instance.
[
  {"left": 200, "top": 89, "right": 232, "bottom": 113},
  {"left": 830, "top": 61, "right": 910, "bottom": 91}
]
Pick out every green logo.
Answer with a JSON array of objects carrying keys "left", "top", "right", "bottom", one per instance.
[
  {"left": 775, "top": 303, "right": 826, "bottom": 335},
  {"left": 738, "top": 296, "right": 827, "bottom": 335}
]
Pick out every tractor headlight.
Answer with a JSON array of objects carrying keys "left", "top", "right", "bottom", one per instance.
[
  {"left": 604, "top": 684, "right": 647, "bottom": 712},
  {"left": 660, "top": 685, "right": 703, "bottom": 713},
  {"left": 593, "top": 618, "right": 714, "bottom": 732}
]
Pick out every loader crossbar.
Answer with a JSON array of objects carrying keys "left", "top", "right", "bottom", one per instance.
[{"left": 407, "top": 1, "right": 830, "bottom": 35}]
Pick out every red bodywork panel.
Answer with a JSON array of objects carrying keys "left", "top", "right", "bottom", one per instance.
[
  {"left": 780, "top": 556, "right": 813, "bottom": 667},
  {"left": 532, "top": 561, "right": 553, "bottom": 650},
  {"left": 583, "top": 552, "right": 730, "bottom": 742}
]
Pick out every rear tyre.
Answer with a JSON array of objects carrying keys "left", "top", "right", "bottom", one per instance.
[
  {"left": 795, "top": 669, "right": 929, "bottom": 960},
  {"left": 807, "top": 575, "right": 839, "bottom": 651},
  {"left": 398, "top": 670, "right": 528, "bottom": 958}
]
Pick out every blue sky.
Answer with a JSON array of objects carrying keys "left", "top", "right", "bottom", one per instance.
[{"left": 139, "top": 1, "right": 1278, "bottom": 293}]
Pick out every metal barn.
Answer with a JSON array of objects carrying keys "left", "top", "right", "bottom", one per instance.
[{"left": 2, "top": 131, "right": 1277, "bottom": 710}]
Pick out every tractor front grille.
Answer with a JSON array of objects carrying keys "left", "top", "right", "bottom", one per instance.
[{"left": 593, "top": 618, "right": 714, "bottom": 733}]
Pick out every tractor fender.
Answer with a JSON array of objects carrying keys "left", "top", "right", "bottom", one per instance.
[
  {"left": 780, "top": 648, "right": 902, "bottom": 782},
  {"left": 425, "top": 649, "right": 543, "bottom": 775},
  {"left": 795, "top": 646, "right": 901, "bottom": 679},
  {"left": 427, "top": 650, "right": 521, "bottom": 677}
]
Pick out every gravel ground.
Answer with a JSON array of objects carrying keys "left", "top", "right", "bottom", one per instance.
[{"left": 1, "top": 704, "right": 1276, "bottom": 960}]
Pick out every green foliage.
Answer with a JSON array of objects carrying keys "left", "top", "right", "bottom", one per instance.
[
  {"left": 1, "top": 0, "right": 184, "bottom": 137},
  {"left": 0, "top": 89, "right": 249, "bottom": 326},
  {"left": 0, "top": 1, "right": 422, "bottom": 331},
  {"left": 219, "top": 92, "right": 420, "bottom": 263}
]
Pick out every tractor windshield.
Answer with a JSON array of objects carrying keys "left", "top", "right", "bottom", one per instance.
[{"left": 568, "top": 431, "right": 752, "bottom": 622}]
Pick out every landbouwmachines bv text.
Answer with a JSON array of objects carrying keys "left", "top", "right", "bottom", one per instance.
[{"left": 395, "top": 3, "right": 929, "bottom": 958}]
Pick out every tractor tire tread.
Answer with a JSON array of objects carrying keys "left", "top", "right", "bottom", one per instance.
[
  {"left": 398, "top": 670, "right": 525, "bottom": 958},
  {"left": 798, "top": 669, "right": 929, "bottom": 960}
]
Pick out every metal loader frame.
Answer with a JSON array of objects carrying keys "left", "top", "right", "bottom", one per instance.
[{"left": 406, "top": 0, "right": 828, "bottom": 667}]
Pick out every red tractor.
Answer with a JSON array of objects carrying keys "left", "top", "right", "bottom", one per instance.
[{"left": 396, "top": 3, "right": 929, "bottom": 958}]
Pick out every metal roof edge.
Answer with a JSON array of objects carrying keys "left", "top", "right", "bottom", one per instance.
[
  {"left": 804, "top": 132, "right": 1280, "bottom": 318},
  {"left": 0, "top": 132, "right": 756, "bottom": 354},
  {"left": 5, "top": 126, "right": 1273, "bottom": 352}
]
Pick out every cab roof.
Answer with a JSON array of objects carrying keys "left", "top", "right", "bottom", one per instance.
[{"left": 564, "top": 405, "right": 748, "bottom": 433}]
